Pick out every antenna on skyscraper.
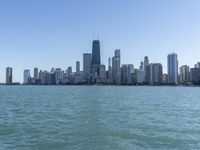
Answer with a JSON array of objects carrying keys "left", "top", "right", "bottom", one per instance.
[
  {"left": 93, "top": 29, "right": 95, "bottom": 40},
  {"left": 97, "top": 32, "right": 99, "bottom": 40}
]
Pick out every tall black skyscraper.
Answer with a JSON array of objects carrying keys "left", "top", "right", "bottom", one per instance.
[{"left": 91, "top": 40, "right": 101, "bottom": 75}]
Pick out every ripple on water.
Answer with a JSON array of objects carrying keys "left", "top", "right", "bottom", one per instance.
[{"left": 0, "top": 86, "right": 200, "bottom": 150}]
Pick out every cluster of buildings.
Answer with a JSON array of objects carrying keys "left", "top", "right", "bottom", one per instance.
[{"left": 3, "top": 40, "right": 200, "bottom": 85}]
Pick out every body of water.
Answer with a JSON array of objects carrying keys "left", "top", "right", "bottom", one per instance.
[{"left": 0, "top": 86, "right": 200, "bottom": 149}]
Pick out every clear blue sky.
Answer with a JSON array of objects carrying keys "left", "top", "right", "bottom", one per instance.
[{"left": 0, "top": 0, "right": 200, "bottom": 83}]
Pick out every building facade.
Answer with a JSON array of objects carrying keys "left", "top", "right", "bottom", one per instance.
[
  {"left": 167, "top": 53, "right": 178, "bottom": 84},
  {"left": 91, "top": 40, "right": 101, "bottom": 76},
  {"left": 121, "top": 64, "right": 128, "bottom": 84},
  {"left": 23, "top": 69, "right": 30, "bottom": 84},
  {"left": 112, "top": 49, "right": 121, "bottom": 84},
  {"left": 190, "top": 64, "right": 200, "bottom": 85},
  {"left": 67, "top": 67, "right": 72, "bottom": 76},
  {"left": 6, "top": 67, "right": 12, "bottom": 84},
  {"left": 107, "top": 57, "right": 112, "bottom": 82},
  {"left": 152, "top": 63, "right": 163, "bottom": 85},
  {"left": 144, "top": 56, "right": 149, "bottom": 83},
  {"left": 145, "top": 63, "right": 163, "bottom": 85},
  {"left": 55, "top": 68, "right": 64, "bottom": 84},
  {"left": 83, "top": 53, "right": 91, "bottom": 76},
  {"left": 180, "top": 65, "right": 190, "bottom": 84},
  {"left": 127, "top": 64, "right": 134, "bottom": 84},
  {"left": 34, "top": 67, "right": 38, "bottom": 80},
  {"left": 99, "top": 64, "right": 106, "bottom": 83},
  {"left": 76, "top": 61, "right": 80, "bottom": 74}
]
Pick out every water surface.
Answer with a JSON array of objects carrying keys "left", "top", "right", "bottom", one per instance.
[{"left": 0, "top": 86, "right": 200, "bottom": 149}]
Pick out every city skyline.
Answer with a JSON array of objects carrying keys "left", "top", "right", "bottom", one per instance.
[
  {"left": 1, "top": 47, "right": 200, "bottom": 84},
  {"left": 1, "top": 39, "right": 200, "bottom": 85},
  {"left": 1, "top": 0, "right": 200, "bottom": 82},
  {"left": 0, "top": 39, "right": 200, "bottom": 84}
]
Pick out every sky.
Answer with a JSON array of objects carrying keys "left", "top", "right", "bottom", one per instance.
[{"left": 0, "top": 0, "right": 200, "bottom": 83}]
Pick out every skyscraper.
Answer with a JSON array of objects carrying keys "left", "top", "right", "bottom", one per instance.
[
  {"left": 55, "top": 68, "right": 64, "bottom": 84},
  {"left": 107, "top": 57, "right": 112, "bottom": 82},
  {"left": 112, "top": 49, "right": 121, "bottom": 84},
  {"left": 38, "top": 70, "right": 42, "bottom": 80},
  {"left": 140, "top": 62, "right": 144, "bottom": 70},
  {"left": 99, "top": 64, "right": 106, "bottom": 82},
  {"left": 6, "top": 67, "right": 12, "bottom": 84},
  {"left": 83, "top": 53, "right": 91, "bottom": 76},
  {"left": 138, "top": 62, "right": 145, "bottom": 84},
  {"left": 152, "top": 63, "right": 163, "bottom": 85},
  {"left": 91, "top": 40, "right": 101, "bottom": 76},
  {"left": 190, "top": 67, "right": 200, "bottom": 85},
  {"left": 137, "top": 69, "right": 144, "bottom": 84},
  {"left": 67, "top": 67, "right": 72, "bottom": 76},
  {"left": 132, "top": 69, "right": 139, "bottom": 84},
  {"left": 34, "top": 67, "right": 38, "bottom": 80},
  {"left": 121, "top": 64, "right": 128, "bottom": 84},
  {"left": 144, "top": 56, "right": 149, "bottom": 83},
  {"left": 40, "top": 71, "right": 48, "bottom": 84},
  {"left": 180, "top": 65, "right": 190, "bottom": 84},
  {"left": 167, "top": 53, "right": 178, "bottom": 84},
  {"left": 144, "top": 56, "right": 149, "bottom": 67},
  {"left": 145, "top": 63, "right": 163, "bottom": 85},
  {"left": 47, "top": 72, "right": 56, "bottom": 85},
  {"left": 76, "top": 61, "right": 80, "bottom": 74},
  {"left": 145, "top": 63, "right": 153, "bottom": 84},
  {"left": 127, "top": 64, "right": 134, "bottom": 84},
  {"left": 23, "top": 69, "right": 30, "bottom": 84}
]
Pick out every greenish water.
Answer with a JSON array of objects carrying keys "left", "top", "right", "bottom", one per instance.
[{"left": 0, "top": 86, "right": 200, "bottom": 150}]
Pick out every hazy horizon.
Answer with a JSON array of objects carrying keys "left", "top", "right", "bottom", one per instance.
[{"left": 1, "top": 0, "right": 200, "bottom": 83}]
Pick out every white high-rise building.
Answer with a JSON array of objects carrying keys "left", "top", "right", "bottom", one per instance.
[
  {"left": 167, "top": 53, "right": 178, "bottom": 84},
  {"left": 23, "top": 69, "right": 30, "bottom": 84},
  {"left": 180, "top": 65, "right": 190, "bottom": 84},
  {"left": 112, "top": 49, "right": 121, "bottom": 84}
]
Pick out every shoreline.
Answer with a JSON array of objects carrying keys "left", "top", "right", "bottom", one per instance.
[{"left": 0, "top": 84, "right": 200, "bottom": 87}]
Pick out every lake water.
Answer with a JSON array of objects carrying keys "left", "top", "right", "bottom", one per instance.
[{"left": 0, "top": 86, "right": 200, "bottom": 149}]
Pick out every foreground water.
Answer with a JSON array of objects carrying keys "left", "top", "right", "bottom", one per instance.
[{"left": 0, "top": 86, "right": 200, "bottom": 149}]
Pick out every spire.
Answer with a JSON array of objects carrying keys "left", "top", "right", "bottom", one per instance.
[
  {"left": 93, "top": 29, "right": 96, "bottom": 40},
  {"left": 92, "top": 29, "right": 99, "bottom": 40},
  {"left": 97, "top": 32, "right": 99, "bottom": 40}
]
